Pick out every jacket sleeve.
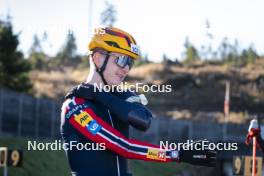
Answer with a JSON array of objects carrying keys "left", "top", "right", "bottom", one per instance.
[
  {"left": 62, "top": 97, "right": 178, "bottom": 163},
  {"left": 66, "top": 84, "right": 153, "bottom": 131}
]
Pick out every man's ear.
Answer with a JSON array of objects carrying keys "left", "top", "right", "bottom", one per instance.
[{"left": 92, "top": 52, "right": 103, "bottom": 68}]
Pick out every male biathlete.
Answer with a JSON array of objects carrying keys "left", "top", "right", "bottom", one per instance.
[{"left": 60, "top": 27, "right": 217, "bottom": 176}]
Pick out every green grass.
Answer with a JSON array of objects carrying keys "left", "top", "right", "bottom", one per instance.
[
  {"left": 130, "top": 160, "right": 189, "bottom": 176},
  {"left": 0, "top": 138, "right": 195, "bottom": 176},
  {"left": 0, "top": 138, "right": 70, "bottom": 176}
]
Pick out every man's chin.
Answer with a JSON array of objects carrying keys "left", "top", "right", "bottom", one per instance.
[{"left": 107, "top": 80, "right": 122, "bottom": 86}]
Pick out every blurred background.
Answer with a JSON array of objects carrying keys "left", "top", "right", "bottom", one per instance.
[{"left": 0, "top": 0, "right": 264, "bottom": 175}]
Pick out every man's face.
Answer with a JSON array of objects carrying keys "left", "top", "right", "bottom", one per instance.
[
  {"left": 104, "top": 52, "right": 130, "bottom": 85},
  {"left": 94, "top": 51, "right": 131, "bottom": 85}
]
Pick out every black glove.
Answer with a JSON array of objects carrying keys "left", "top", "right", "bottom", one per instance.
[
  {"left": 179, "top": 148, "right": 217, "bottom": 167},
  {"left": 178, "top": 141, "right": 217, "bottom": 167}
]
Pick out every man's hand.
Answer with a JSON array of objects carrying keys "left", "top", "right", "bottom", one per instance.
[{"left": 179, "top": 148, "right": 217, "bottom": 167}]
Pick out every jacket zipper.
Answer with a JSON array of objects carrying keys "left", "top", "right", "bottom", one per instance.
[{"left": 107, "top": 110, "right": 121, "bottom": 176}]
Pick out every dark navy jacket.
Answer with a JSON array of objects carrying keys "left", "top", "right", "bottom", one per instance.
[{"left": 60, "top": 84, "right": 174, "bottom": 176}]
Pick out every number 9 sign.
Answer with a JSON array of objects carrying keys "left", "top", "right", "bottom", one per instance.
[
  {"left": 0, "top": 148, "right": 22, "bottom": 167},
  {"left": 233, "top": 155, "right": 263, "bottom": 176},
  {"left": 8, "top": 150, "right": 22, "bottom": 167},
  {"left": 233, "top": 156, "right": 243, "bottom": 175}
]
